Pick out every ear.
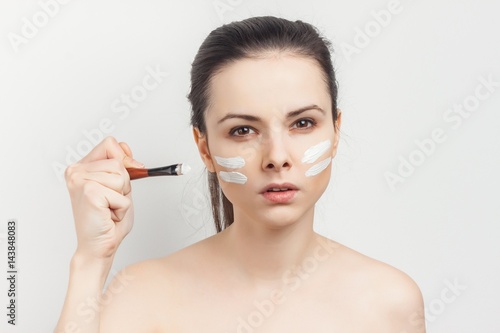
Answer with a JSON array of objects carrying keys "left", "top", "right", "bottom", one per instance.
[
  {"left": 192, "top": 127, "right": 216, "bottom": 173},
  {"left": 331, "top": 109, "right": 342, "bottom": 158}
]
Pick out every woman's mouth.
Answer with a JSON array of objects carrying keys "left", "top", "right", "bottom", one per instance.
[{"left": 261, "top": 183, "right": 298, "bottom": 203}]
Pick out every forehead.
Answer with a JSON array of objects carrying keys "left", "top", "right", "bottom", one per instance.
[{"left": 207, "top": 54, "right": 331, "bottom": 120}]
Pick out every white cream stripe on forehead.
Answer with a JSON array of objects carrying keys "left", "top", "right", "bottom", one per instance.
[{"left": 301, "top": 140, "right": 331, "bottom": 164}]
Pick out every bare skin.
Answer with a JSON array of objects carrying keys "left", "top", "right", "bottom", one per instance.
[
  {"left": 101, "top": 233, "right": 425, "bottom": 332},
  {"left": 56, "top": 54, "right": 425, "bottom": 332}
]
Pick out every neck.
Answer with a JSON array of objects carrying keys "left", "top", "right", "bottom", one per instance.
[{"left": 219, "top": 206, "right": 319, "bottom": 285}]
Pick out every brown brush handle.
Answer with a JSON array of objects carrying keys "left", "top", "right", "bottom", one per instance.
[
  {"left": 126, "top": 164, "right": 181, "bottom": 180},
  {"left": 126, "top": 167, "right": 149, "bottom": 180}
]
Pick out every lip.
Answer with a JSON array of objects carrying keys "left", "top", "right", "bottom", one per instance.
[
  {"left": 261, "top": 182, "right": 299, "bottom": 193},
  {"left": 261, "top": 182, "right": 299, "bottom": 204}
]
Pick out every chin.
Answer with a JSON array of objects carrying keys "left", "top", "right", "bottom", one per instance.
[{"left": 243, "top": 205, "right": 315, "bottom": 230}]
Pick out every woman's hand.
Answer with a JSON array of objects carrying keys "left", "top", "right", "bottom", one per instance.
[
  {"left": 65, "top": 136, "right": 144, "bottom": 260},
  {"left": 57, "top": 137, "right": 144, "bottom": 333}
]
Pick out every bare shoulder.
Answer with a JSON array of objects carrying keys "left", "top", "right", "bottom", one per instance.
[
  {"left": 100, "top": 234, "right": 220, "bottom": 332},
  {"left": 99, "top": 256, "right": 175, "bottom": 332},
  {"left": 320, "top": 236, "right": 426, "bottom": 332}
]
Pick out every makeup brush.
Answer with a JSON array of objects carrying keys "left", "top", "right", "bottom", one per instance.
[{"left": 126, "top": 163, "right": 191, "bottom": 180}]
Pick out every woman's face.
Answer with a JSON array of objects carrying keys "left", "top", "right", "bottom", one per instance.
[{"left": 194, "top": 53, "right": 341, "bottom": 229}]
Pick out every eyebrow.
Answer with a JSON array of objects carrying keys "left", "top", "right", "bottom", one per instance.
[{"left": 217, "top": 104, "right": 325, "bottom": 124}]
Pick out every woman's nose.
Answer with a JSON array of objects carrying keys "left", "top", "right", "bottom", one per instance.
[{"left": 261, "top": 133, "right": 292, "bottom": 172}]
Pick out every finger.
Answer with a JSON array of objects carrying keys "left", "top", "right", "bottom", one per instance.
[
  {"left": 80, "top": 137, "right": 126, "bottom": 164},
  {"left": 65, "top": 160, "right": 126, "bottom": 193},
  {"left": 84, "top": 159, "right": 127, "bottom": 175},
  {"left": 67, "top": 161, "right": 129, "bottom": 195},
  {"left": 119, "top": 142, "right": 133, "bottom": 158},
  {"left": 123, "top": 156, "right": 145, "bottom": 169},
  {"left": 95, "top": 185, "right": 132, "bottom": 223},
  {"left": 119, "top": 142, "right": 145, "bottom": 168},
  {"left": 108, "top": 194, "right": 131, "bottom": 223},
  {"left": 82, "top": 172, "right": 128, "bottom": 195}
]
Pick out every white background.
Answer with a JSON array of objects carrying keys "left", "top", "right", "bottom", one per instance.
[{"left": 0, "top": 0, "right": 499, "bottom": 332}]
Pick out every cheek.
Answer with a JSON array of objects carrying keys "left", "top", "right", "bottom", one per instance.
[
  {"left": 301, "top": 139, "right": 331, "bottom": 164},
  {"left": 214, "top": 154, "right": 248, "bottom": 185},
  {"left": 300, "top": 139, "right": 332, "bottom": 177},
  {"left": 214, "top": 156, "right": 245, "bottom": 169},
  {"left": 219, "top": 171, "right": 248, "bottom": 185},
  {"left": 305, "top": 157, "right": 332, "bottom": 177}
]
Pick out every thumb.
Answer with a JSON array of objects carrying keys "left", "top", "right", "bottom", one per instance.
[{"left": 119, "top": 142, "right": 145, "bottom": 168}]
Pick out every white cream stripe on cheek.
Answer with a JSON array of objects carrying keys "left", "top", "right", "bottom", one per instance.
[
  {"left": 219, "top": 171, "right": 248, "bottom": 184},
  {"left": 301, "top": 140, "right": 331, "bottom": 164},
  {"left": 214, "top": 156, "right": 245, "bottom": 169},
  {"left": 305, "top": 157, "right": 332, "bottom": 177}
]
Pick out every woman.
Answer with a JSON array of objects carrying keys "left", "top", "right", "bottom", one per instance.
[{"left": 57, "top": 16, "right": 425, "bottom": 332}]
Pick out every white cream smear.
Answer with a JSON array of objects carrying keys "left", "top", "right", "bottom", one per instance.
[
  {"left": 301, "top": 140, "right": 331, "bottom": 164},
  {"left": 305, "top": 157, "right": 332, "bottom": 177},
  {"left": 214, "top": 156, "right": 245, "bottom": 169},
  {"left": 219, "top": 171, "right": 248, "bottom": 184},
  {"left": 215, "top": 155, "right": 247, "bottom": 184}
]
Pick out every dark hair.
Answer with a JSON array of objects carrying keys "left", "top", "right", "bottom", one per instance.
[{"left": 188, "top": 16, "right": 339, "bottom": 233}]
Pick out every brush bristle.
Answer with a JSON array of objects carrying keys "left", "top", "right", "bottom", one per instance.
[{"left": 180, "top": 163, "right": 191, "bottom": 175}]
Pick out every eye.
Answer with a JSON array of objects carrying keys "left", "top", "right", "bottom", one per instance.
[
  {"left": 292, "top": 118, "right": 316, "bottom": 130},
  {"left": 229, "top": 126, "right": 256, "bottom": 137}
]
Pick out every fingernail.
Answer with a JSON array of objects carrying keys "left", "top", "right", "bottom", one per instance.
[{"left": 132, "top": 160, "right": 145, "bottom": 168}]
